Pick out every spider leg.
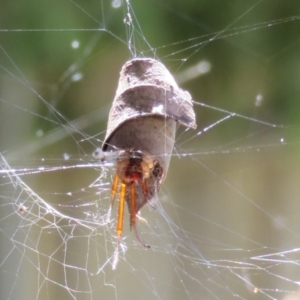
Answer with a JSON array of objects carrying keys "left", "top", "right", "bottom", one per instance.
[
  {"left": 110, "top": 174, "right": 119, "bottom": 206},
  {"left": 107, "top": 174, "right": 119, "bottom": 223},
  {"left": 130, "top": 181, "right": 136, "bottom": 228},
  {"left": 136, "top": 213, "right": 148, "bottom": 224},
  {"left": 116, "top": 182, "right": 126, "bottom": 245},
  {"left": 130, "top": 182, "right": 151, "bottom": 249}
]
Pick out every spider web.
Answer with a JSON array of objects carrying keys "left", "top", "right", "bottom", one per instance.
[{"left": 1, "top": 0, "right": 300, "bottom": 299}]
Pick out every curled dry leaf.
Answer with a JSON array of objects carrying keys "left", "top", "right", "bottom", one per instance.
[{"left": 102, "top": 58, "right": 197, "bottom": 247}]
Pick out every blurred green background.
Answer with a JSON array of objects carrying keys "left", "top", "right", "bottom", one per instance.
[{"left": 1, "top": 0, "right": 300, "bottom": 299}]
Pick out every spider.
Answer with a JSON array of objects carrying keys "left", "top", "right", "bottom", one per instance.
[{"left": 109, "top": 149, "right": 163, "bottom": 248}]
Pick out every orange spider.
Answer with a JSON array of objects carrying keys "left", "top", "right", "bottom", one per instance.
[{"left": 109, "top": 149, "right": 163, "bottom": 248}]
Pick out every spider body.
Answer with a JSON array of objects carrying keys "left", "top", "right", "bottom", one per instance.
[{"left": 110, "top": 149, "right": 163, "bottom": 247}]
